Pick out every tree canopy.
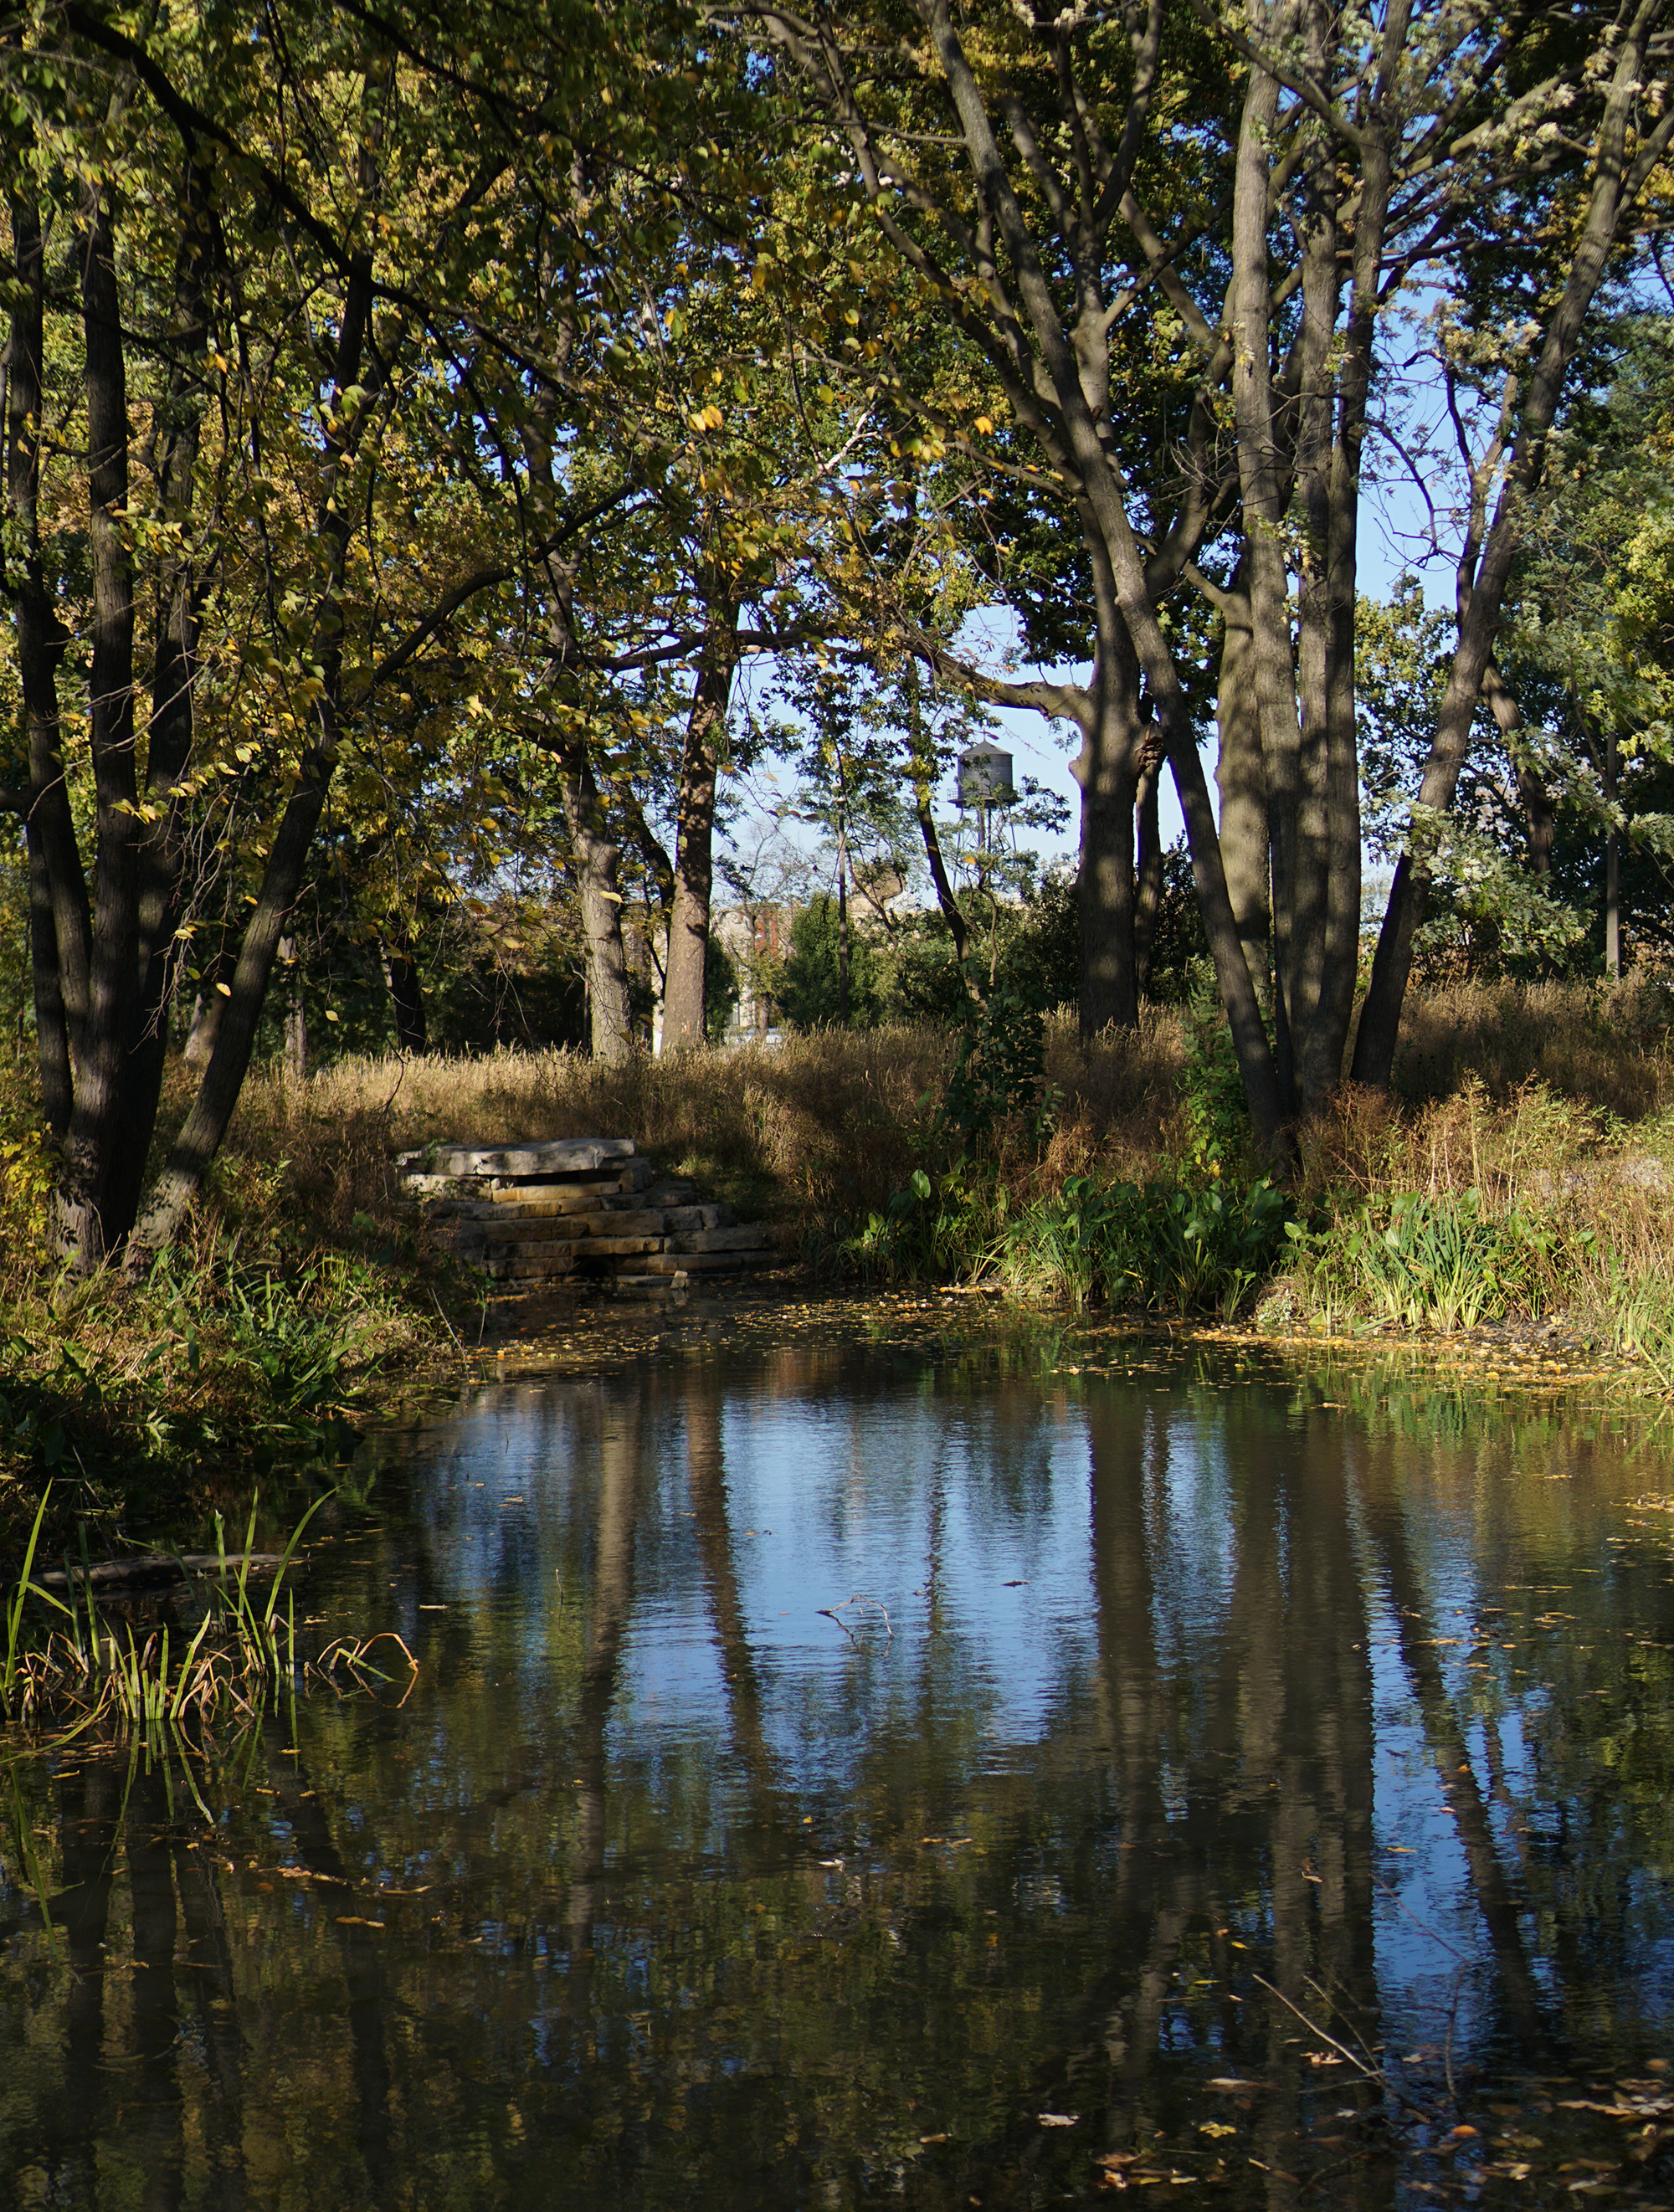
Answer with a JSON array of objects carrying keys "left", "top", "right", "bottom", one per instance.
[{"left": 3, "top": 0, "right": 1672, "bottom": 1265}]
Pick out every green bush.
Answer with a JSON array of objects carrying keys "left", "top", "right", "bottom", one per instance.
[
  {"left": 1286, "top": 1188, "right": 1558, "bottom": 1333},
  {"left": 995, "top": 1173, "right": 1289, "bottom": 1318}
]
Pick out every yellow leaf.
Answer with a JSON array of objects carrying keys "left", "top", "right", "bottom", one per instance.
[{"left": 974, "top": 417, "right": 994, "bottom": 436}]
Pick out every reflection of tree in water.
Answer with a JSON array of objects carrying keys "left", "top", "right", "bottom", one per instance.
[{"left": 3, "top": 1344, "right": 1674, "bottom": 2207}]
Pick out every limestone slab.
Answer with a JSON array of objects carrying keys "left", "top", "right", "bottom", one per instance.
[
  {"left": 429, "top": 1137, "right": 635, "bottom": 1179},
  {"left": 670, "top": 1224, "right": 777, "bottom": 1254}
]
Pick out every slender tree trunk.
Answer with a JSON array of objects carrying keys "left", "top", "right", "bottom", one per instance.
[
  {"left": 904, "top": 654, "right": 981, "bottom": 998},
  {"left": 6, "top": 186, "right": 85, "bottom": 1142},
  {"left": 1229, "top": 37, "right": 1307, "bottom": 1118},
  {"left": 1133, "top": 766, "right": 1163, "bottom": 1000},
  {"left": 1214, "top": 578, "right": 1270, "bottom": 1008},
  {"left": 129, "top": 252, "right": 378, "bottom": 1260},
  {"left": 280, "top": 938, "right": 307, "bottom": 1080},
  {"left": 1486, "top": 661, "right": 1557, "bottom": 874},
  {"left": 1073, "top": 621, "right": 1144, "bottom": 1036},
  {"left": 1291, "top": 13, "right": 1347, "bottom": 1105},
  {"left": 384, "top": 941, "right": 427, "bottom": 1053},
  {"left": 836, "top": 798, "right": 850, "bottom": 1027},
  {"left": 516, "top": 369, "right": 638, "bottom": 1065},
  {"left": 661, "top": 604, "right": 737, "bottom": 1051},
  {"left": 57, "top": 180, "right": 141, "bottom": 1270},
  {"left": 101, "top": 150, "right": 214, "bottom": 1245},
  {"left": 560, "top": 741, "right": 634, "bottom": 1061},
  {"left": 1605, "top": 725, "right": 1620, "bottom": 978}
]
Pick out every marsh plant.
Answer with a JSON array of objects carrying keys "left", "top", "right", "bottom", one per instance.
[
  {"left": 994, "top": 1175, "right": 1290, "bottom": 1319},
  {"left": 1, "top": 1491, "right": 408, "bottom": 1755},
  {"left": 1282, "top": 1189, "right": 1563, "bottom": 1336}
]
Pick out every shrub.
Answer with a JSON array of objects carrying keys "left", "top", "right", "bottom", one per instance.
[{"left": 994, "top": 1173, "right": 1289, "bottom": 1319}]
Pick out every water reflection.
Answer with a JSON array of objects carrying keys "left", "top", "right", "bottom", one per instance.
[{"left": 3, "top": 1321, "right": 1674, "bottom": 2207}]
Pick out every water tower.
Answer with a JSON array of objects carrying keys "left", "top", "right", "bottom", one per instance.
[{"left": 957, "top": 740, "right": 1014, "bottom": 868}]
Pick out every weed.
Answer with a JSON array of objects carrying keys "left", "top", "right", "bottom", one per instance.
[
  {"left": 1286, "top": 1188, "right": 1558, "bottom": 1334},
  {"left": 993, "top": 1174, "right": 1289, "bottom": 1319},
  {"left": 0, "top": 1490, "right": 407, "bottom": 1751}
]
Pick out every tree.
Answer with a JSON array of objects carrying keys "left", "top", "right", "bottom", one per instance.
[
  {"left": 0, "top": 0, "right": 691, "bottom": 1265},
  {"left": 742, "top": 0, "right": 1674, "bottom": 1155}
]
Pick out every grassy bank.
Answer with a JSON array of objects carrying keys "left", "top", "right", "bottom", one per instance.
[
  {"left": 3, "top": 977, "right": 1674, "bottom": 1538},
  {"left": 223, "top": 973, "right": 1674, "bottom": 1371}
]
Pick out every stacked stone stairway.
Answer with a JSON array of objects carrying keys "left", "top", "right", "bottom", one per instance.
[{"left": 395, "top": 1137, "right": 787, "bottom": 1289}]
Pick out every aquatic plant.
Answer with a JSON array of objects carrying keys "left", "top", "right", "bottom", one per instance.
[
  {"left": 1282, "top": 1188, "right": 1559, "bottom": 1334},
  {"left": 0, "top": 1491, "right": 408, "bottom": 1748},
  {"left": 992, "top": 1175, "right": 1289, "bottom": 1319}
]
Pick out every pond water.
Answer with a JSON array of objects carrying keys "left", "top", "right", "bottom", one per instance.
[{"left": 4, "top": 1304, "right": 1674, "bottom": 2209}]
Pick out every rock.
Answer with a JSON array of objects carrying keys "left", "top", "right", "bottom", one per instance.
[{"left": 429, "top": 1137, "right": 635, "bottom": 1178}]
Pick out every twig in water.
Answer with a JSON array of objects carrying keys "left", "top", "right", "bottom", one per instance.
[
  {"left": 1252, "top": 1976, "right": 1434, "bottom": 2122},
  {"left": 817, "top": 1594, "right": 894, "bottom": 1647},
  {"left": 430, "top": 1289, "right": 466, "bottom": 1358},
  {"left": 1443, "top": 1963, "right": 1466, "bottom": 2105}
]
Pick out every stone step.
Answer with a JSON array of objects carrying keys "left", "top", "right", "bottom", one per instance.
[
  {"left": 643, "top": 1179, "right": 701, "bottom": 1207},
  {"left": 636, "top": 1249, "right": 781, "bottom": 1275},
  {"left": 487, "top": 1165, "right": 651, "bottom": 1202},
  {"left": 402, "top": 1137, "right": 635, "bottom": 1180},
  {"left": 485, "top": 1234, "right": 673, "bottom": 1280},
  {"left": 664, "top": 1204, "right": 730, "bottom": 1233},
  {"left": 429, "top": 1193, "right": 630, "bottom": 1224},
  {"left": 475, "top": 1209, "right": 673, "bottom": 1245},
  {"left": 669, "top": 1223, "right": 778, "bottom": 1254}
]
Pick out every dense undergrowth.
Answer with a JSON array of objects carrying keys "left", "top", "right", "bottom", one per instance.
[
  {"left": 3, "top": 975, "right": 1674, "bottom": 1542},
  {"left": 826, "top": 978, "right": 1674, "bottom": 1373}
]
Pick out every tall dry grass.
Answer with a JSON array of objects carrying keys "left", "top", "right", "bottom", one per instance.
[
  {"left": 1286, "top": 1062, "right": 1674, "bottom": 1347},
  {"left": 224, "top": 1008, "right": 1189, "bottom": 1237},
  {"left": 1391, "top": 977, "right": 1674, "bottom": 1117}
]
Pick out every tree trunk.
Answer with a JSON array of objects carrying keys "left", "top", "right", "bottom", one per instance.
[
  {"left": 101, "top": 151, "right": 214, "bottom": 1246},
  {"left": 1214, "top": 580, "right": 1270, "bottom": 1008},
  {"left": 56, "top": 180, "right": 141, "bottom": 1270},
  {"left": 560, "top": 741, "right": 634, "bottom": 1062},
  {"left": 660, "top": 606, "right": 737, "bottom": 1052},
  {"left": 1133, "top": 766, "right": 1163, "bottom": 1000},
  {"left": 1605, "top": 724, "right": 1620, "bottom": 979},
  {"left": 1228, "top": 45, "right": 1304, "bottom": 1102},
  {"left": 385, "top": 941, "right": 428, "bottom": 1054},
  {"left": 901, "top": 658, "right": 979, "bottom": 996},
  {"left": 6, "top": 185, "right": 85, "bottom": 1144},
  {"left": 280, "top": 939, "right": 307, "bottom": 1080},
  {"left": 836, "top": 800, "right": 850, "bottom": 1027},
  {"left": 128, "top": 252, "right": 378, "bottom": 1261},
  {"left": 516, "top": 357, "right": 638, "bottom": 1066},
  {"left": 1073, "top": 624, "right": 1144, "bottom": 1036}
]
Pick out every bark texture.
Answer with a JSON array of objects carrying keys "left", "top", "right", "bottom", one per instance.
[{"left": 660, "top": 606, "right": 737, "bottom": 1051}]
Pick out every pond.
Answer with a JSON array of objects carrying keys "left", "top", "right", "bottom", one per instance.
[{"left": 3, "top": 1302, "right": 1674, "bottom": 2208}]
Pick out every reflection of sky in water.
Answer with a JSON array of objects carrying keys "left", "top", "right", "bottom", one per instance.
[
  {"left": 367, "top": 1359, "right": 1674, "bottom": 2067},
  {"left": 618, "top": 1393, "right": 1103, "bottom": 1789}
]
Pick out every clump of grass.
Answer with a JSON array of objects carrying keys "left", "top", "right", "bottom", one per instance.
[
  {"left": 1281, "top": 1188, "right": 1560, "bottom": 1335},
  {"left": 0, "top": 1240, "right": 414, "bottom": 1517},
  {"left": 3, "top": 1489, "right": 410, "bottom": 1753},
  {"left": 990, "top": 1173, "right": 1289, "bottom": 1318}
]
